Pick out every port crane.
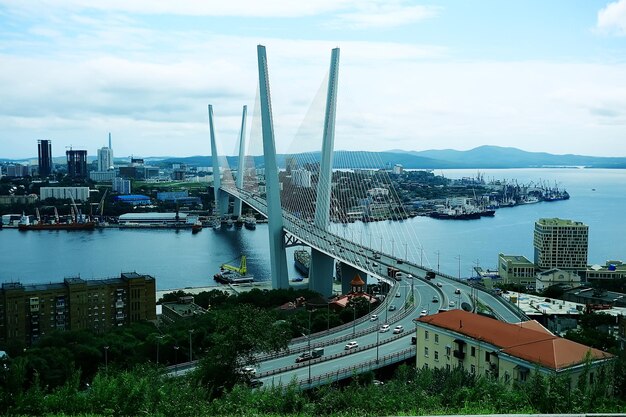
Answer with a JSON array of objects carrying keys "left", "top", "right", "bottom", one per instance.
[{"left": 220, "top": 255, "right": 247, "bottom": 275}]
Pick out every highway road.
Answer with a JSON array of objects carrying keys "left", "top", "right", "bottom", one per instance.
[{"left": 218, "top": 186, "right": 527, "bottom": 386}]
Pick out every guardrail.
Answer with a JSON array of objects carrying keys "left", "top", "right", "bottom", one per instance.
[
  {"left": 256, "top": 297, "right": 416, "bottom": 362},
  {"left": 296, "top": 347, "right": 415, "bottom": 389},
  {"left": 258, "top": 331, "right": 414, "bottom": 379}
]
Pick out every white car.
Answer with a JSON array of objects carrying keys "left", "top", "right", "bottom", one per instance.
[
  {"left": 345, "top": 341, "right": 359, "bottom": 350},
  {"left": 372, "top": 262, "right": 379, "bottom": 267},
  {"left": 407, "top": 274, "right": 414, "bottom": 279},
  {"left": 449, "top": 301, "right": 455, "bottom": 307},
  {"left": 437, "top": 282, "right": 443, "bottom": 287},
  {"left": 455, "top": 288, "right": 461, "bottom": 294},
  {"left": 370, "top": 314, "right": 379, "bottom": 321},
  {"left": 379, "top": 324, "right": 390, "bottom": 332},
  {"left": 420, "top": 309, "right": 428, "bottom": 317},
  {"left": 395, "top": 292, "right": 401, "bottom": 297},
  {"left": 393, "top": 325, "right": 404, "bottom": 334}
]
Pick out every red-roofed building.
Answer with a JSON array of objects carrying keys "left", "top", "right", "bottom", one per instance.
[
  {"left": 414, "top": 310, "right": 613, "bottom": 386},
  {"left": 329, "top": 274, "right": 377, "bottom": 311}
]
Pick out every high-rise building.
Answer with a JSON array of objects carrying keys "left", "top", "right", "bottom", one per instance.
[
  {"left": 533, "top": 218, "right": 588, "bottom": 270},
  {"left": 38, "top": 140, "right": 53, "bottom": 177},
  {"left": 113, "top": 177, "right": 131, "bottom": 194},
  {"left": 66, "top": 149, "right": 88, "bottom": 178},
  {"left": 0, "top": 273, "right": 156, "bottom": 346},
  {"left": 97, "top": 133, "right": 114, "bottom": 171}
]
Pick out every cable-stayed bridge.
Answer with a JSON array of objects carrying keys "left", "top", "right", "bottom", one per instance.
[{"left": 206, "top": 45, "right": 527, "bottom": 388}]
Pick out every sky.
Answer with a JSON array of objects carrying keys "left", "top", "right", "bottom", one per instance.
[{"left": 1, "top": 0, "right": 626, "bottom": 160}]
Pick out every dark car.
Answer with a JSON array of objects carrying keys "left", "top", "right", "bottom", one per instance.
[{"left": 295, "top": 352, "right": 312, "bottom": 363}]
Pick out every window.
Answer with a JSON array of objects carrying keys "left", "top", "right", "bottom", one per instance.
[
  {"left": 424, "top": 363, "right": 429, "bottom": 369},
  {"left": 485, "top": 352, "right": 490, "bottom": 361},
  {"left": 504, "top": 372, "right": 510, "bottom": 382},
  {"left": 425, "top": 330, "right": 429, "bottom": 340},
  {"left": 446, "top": 346, "right": 451, "bottom": 356},
  {"left": 434, "top": 351, "right": 439, "bottom": 361},
  {"left": 424, "top": 347, "right": 429, "bottom": 357},
  {"left": 434, "top": 334, "right": 439, "bottom": 343},
  {"left": 470, "top": 365, "right": 475, "bottom": 374},
  {"left": 590, "top": 372, "right": 594, "bottom": 384},
  {"left": 471, "top": 346, "right": 476, "bottom": 357}
]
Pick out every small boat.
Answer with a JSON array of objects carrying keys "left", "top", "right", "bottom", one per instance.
[{"left": 192, "top": 222, "right": 202, "bottom": 233}]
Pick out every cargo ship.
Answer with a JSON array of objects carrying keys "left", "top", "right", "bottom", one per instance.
[
  {"left": 18, "top": 221, "right": 96, "bottom": 231},
  {"left": 294, "top": 249, "right": 310, "bottom": 277}
]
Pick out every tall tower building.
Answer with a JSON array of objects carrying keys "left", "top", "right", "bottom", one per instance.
[
  {"left": 66, "top": 149, "right": 88, "bottom": 178},
  {"left": 533, "top": 218, "right": 588, "bottom": 270},
  {"left": 97, "top": 134, "right": 114, "bottom": 171},
  {"left": 38, "top": 140, "right": 53, "bottom": 177}
]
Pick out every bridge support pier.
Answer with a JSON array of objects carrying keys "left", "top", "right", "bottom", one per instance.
[
  {"left": 340, "top": 262, "right": 361, "bottom": 295},
  {"left": 309, "top": 249, "right": 335, "bottom": 297}
]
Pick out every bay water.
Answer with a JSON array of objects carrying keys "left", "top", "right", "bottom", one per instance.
[{"left": 1, "top": 168, "right": 624, "bottom": 290}]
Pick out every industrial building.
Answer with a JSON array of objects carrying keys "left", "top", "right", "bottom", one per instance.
[
  {"left": 40, "top": 186, "right": 90, "bottom": 202},
  {"left": 161, "top": 296, "right": 208, "bottom": 324},
  {"left": 414, "top": 310, "right": 612, "bottom": 387},
  {"left": 118, "top": 212, "right": 192, "bottom": 225},
  {"left": 0, "top": 273, "right": 156, "bottom": 346},
  {"left": 497, "top": 254, "right": 536, "bottom": 286}
]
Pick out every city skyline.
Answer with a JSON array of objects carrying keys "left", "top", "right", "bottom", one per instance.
[{"left": 1, "top": 1, "right": 626, "bottom": 159}]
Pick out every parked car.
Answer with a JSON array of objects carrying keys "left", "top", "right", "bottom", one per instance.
[
  {"left": 379, "top": 324, "right": 390, "bottom": 332},
  {"left": 345, "top": 341, "right": 359, "bottom": 350},
  {"left": 370, "top": 314, "right": 379, "bottom": 321},
  {"left": 393, "top": 325, "right": 404, "bottom": 334}
]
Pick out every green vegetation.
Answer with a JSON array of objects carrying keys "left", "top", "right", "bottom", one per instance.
[{"left": 2, "top": 287, "right": 625, "bottom": 416}]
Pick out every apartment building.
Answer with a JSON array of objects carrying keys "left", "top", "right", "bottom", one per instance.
[
  {"left": 415, "top": 310, "right": 611, "bottom": 386},
  {"left": 534, "top": 218, "right": 588, "bottom": 271},
  {"left": 0, "top": 273, "right": 156, "bottom": 347}
]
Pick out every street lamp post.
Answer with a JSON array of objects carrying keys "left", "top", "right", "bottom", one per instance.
[
  {"left": 404, "top": 243, "right": 408, "bottom": 262},
  {"left": 352, "top": 305, "right": 356, "bottom": 335},
  {"left": 307, "top": 310, "right": 312, "bottom": 383},
  {"left": 456, "top": 255, "right": 461, "bottom": 279},
  {"left": 188, "top": 329, "right": 194, "bottom": 362},
  {"left": 104, "top": 346, "right": 109, "bottom": 373},
  {"left": 156, "top": 335, "right": 165, "bottom": 365},
  {"left": 435, "top": 250, "right": 440, "bottom": 272},
  {"left": 174, "top": 346, "right": 179, "bottom": 375},
  {"left": 376, "top": 325, "right": 380, "bottom": 364},
  {"left": 391, "top": 239, "right": 395, "bottom": 257}
]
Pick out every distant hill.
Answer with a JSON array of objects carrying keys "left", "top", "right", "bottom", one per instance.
[
  {"left": 4, "top": 146, "right": 626, "bottom": 169},
  {"left": 155, "top": 146, "right": 626, "bottom": 169}
]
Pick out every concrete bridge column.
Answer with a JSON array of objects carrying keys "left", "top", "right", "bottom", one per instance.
[
  {"left": 309, "top": 47, "right": 340, "bottom": 297},
  {"left": 340, "top": 262, "right": 361, "bottom": 295},
  {"left": 257, "top": 45, "right": 289, "bottom": 289},
  {"left": 233, "top": 105, "right": 247, "bottom": 218}
]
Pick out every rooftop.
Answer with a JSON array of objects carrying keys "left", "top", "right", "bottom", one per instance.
[
  {"left": 536, "top": 218, "right": 586, "bottom": 227},
  {"left": 498, "top": 253, "right": 534, "bottom": 265},
  {"left": 417, "top": 309, "right": 611, "bottom": 370}
]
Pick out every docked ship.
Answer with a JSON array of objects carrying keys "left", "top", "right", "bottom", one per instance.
[
  {"left": 17, "top": 208, "right": 96, "bottom": 231},
  {"left": 213, "top": 255, "right": 254, "bottom": 284},
  {"left": 429, "top": 207, "right": 481, "bottom": 220},
  {"left": 294, "top": 249, "right": 311, "bottom": 276}
]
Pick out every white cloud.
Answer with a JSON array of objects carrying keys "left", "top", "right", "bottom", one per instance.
[
  {"left": 596, "top": 0, "right": 626, "bottom": 36},
  {"left": 332, "top": 3, "right": 439, "bottom": 29}
]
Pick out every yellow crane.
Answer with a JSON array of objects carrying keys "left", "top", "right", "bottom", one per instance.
[{"left": 220, "top": 255, "right": 247, "bottom": 275}]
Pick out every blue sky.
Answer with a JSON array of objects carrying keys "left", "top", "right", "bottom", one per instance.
[{"left": 1, "top": 0, "right": 626, "bottom": 159}]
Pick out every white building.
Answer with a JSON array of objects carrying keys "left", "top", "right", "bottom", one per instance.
[
  {"left": 535, "top": 268, "right": 581, "bottom": 291},
  {"left": 393, "top": 164, "right": 403, "bottom": 174},
  {"left": 113, "top": 177, "right": 131, "bottom": 194},
  {"left": 40, "top": 187, "right": 90, "bottom": 202},
  {"left": 89, "top": 171, "right": 116, "bottom": 182},
  {"left": 97, "top": 147, "right": 114, "bottom": 172}
]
